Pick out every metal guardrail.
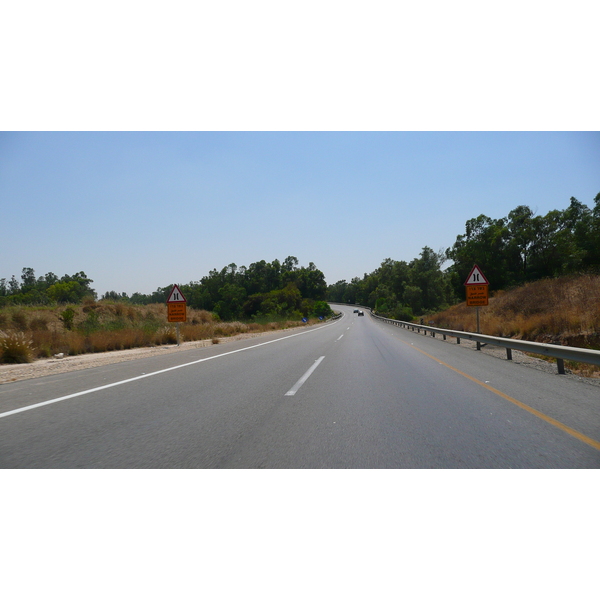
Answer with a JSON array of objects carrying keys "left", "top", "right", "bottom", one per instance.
[
  {"left": 330, "top": 303, "right": 600, "bottom": 375},
  {"left": 369, "top": 312, "right": 600, "bottom": 374}
]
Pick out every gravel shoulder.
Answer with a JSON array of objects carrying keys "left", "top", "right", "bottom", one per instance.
[
  {"left": 0, "top": 329, "right": 294, "bottom": 385},
  {"left": 437, "top": 334, "right": 600, "bottom": 387}
]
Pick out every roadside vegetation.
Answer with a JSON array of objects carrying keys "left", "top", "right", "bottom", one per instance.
[
  {"left": 327, "top": 192, "right": 600, "bottom": 378},
  {"left": 328, "top": 192, "right": 600, "bottom": 319},
  {"left": 0, "top": 256, "right": 333, "bottom": 364},
  {"left": 427, "top": 274, "right": 600, "bottom": 378},
  {"left": 0, "top": 302, "right": 327, "bottom": 364},
  {"left": 428, "top": 274, "right": 600, "bottom": 344},
  {"left": 4, "top": 191, "right": 600, "bottom": 372}
]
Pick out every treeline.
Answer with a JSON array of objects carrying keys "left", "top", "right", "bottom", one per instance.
[
  {"left": 328, "top": 193, "right": 600, "bottom": 319},
  {"left": 327, "top": 248, "right": 452, "bottom": 321},
  {"left": 0, "top": 270, "right": 95, "bottom": 306},
  {"left": 115, "top": 256, "right": 330, "bottom": 321},
  {"left": 1, "top": 257, "right": 331, "bottom": 321},
  {"left": 446, "top": 194, "right": 600, "bottom": 295}
]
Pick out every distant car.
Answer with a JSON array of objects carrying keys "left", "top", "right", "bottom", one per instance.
[
  {"left": 358, "top": 310, "right": 364, "bottom": 316},
  {"left": 353, "top": 309, "right": 359, "bottom": 313}
]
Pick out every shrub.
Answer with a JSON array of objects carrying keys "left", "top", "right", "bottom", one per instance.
[
  {"left": 78, "top": 310, "right": 101, "bottom": 334},
  {"left": 12, "top": 310, "right": 28, "bottom": 330},
  {"left": 192, "top": 310, "right": 214, "bottom": 324},
  {"left": 0, "top": 331, "right": 34, "bottom": 363},
  {"left": 155, "top": 326, "right": 177, "bottom": 345},
  {"left": 393, "top": 305, "right": 414, "bottom": 322},
  {"left": 312, "top": 300, "right": 333, "bottom": 318},
  {"left": 64, "top": 331, "right": 86, "bottom": 356},
  {"left": 29, "top": 316, "right": 49, "bottom": 331},
  {"left": 59, "top": 307, "right": 76, "bottom": 330},
  {"left": 82, "top": 301, "right": 100, "bottom": 313}
]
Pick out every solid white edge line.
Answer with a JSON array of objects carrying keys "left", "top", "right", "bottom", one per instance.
[
  {"left": 285, "top": 356, "right": 325, "bottom": 397},
  {"left": 0, "top": 321, "right": 340, "bottom": 420}
]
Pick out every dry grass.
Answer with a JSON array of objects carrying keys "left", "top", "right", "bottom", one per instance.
[
  {"left": 0, "top": 302, "right": 319, "bottom": 363},
  {"left": 427, "top": 274, "right": 600, "bottom": 377}
]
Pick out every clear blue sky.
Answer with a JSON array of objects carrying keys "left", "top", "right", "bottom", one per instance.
[
  {"left": 1, "top": 131, "right": 599, "bottom": 297},
  {"left": 2, "top": 3, "right": 599, "bottom": 298}
]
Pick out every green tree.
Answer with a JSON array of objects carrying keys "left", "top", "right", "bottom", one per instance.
[
  {"left": 295, "top": 263, "right": 327, "bottom": 300},
  {"left": 282, "top": 255, "right": 299, "bottom": 273},
  {"left": 213, "top": 283, "right": 248, "bottom": 321},
  {"left": 446, "top": 215, "right": 510, "bottom": 294},
  {"left": 20, "top": 267, "right": 37, "bottom": 292},
  {"left": 587, "top": 192, "right": 600, "bottom": 269},
  {"left": 311, "top": 300, "right": 333, "bottom": 318},
  {"left": 506, "top": 205, "right": 535, "bottom": 283},
  {"left": 47, "top": 281, "right": 84, "bottom": 304},
  {"left": 8, "top": 276, "right": 20, "bottom": 294},
  {"left": 102, "top": 291, "right": 130, "bottom": 301},
  {"left": 528, "top": 210, "right": 566, "bottom": 278},
  {"left": 408, "top": 247, "right": 451, "bottom": 313},
  {"left": 402, "top": 285, "right": 422, "bottom": 314}
]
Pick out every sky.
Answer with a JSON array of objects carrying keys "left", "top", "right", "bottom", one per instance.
[
  {"left": 1, "top": 131, "right": 599, "bottom": 297},
  {"left": 2, "top": 3, "right": 598, "bottom": 298}
]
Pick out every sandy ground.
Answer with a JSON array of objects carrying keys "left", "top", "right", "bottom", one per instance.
[{"left": 1, "top": 323, "right": 598, "bottom": 388}]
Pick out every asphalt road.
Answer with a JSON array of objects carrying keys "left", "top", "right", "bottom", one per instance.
[{"left": 1, "top": 305, "right": 599, "bottom": 468}]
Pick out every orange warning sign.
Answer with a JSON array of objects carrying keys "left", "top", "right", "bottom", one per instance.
[
  {"left": 466, "top": 285, "right": 489, "bottom": 306},
  {"left": 168, "top": 302, "right": 187, "bottom": 322}
]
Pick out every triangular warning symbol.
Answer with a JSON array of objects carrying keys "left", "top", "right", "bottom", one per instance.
[
  {"left": 464, "top": 265, "right": 489, "bottom": 286},
  {"left": 166, "top": 284, "right": 187, "bottom": 303}
]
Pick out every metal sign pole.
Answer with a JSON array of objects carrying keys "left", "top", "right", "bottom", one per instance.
[{"left": 476, "top": 306, "right": 481, "bottom": 350}]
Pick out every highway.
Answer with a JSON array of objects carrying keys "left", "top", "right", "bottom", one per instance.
[{"left": 1, "top": 305, "right": 599, "bottom": 468}]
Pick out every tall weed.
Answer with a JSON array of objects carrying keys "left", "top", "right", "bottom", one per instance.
[{"left": 0, "top": 331, "right": 34, "bottom": 363}]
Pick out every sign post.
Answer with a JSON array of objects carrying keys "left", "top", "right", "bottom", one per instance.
[
  {"left": 464, "top": 265, "right": 489, "bottom": 350},
  {"left": 166, "top": 284, "right": 187, "bottom": 346}
]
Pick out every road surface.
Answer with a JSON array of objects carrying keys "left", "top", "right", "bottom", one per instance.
[{"left": 1, "top": 305, "right": 599, "bottom": 468}]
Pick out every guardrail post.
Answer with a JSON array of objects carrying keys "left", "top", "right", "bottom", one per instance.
[
  {"left": 557, "top": 358, "right": 565, "bottom": 375},
  {"left": 457, "top": 337, "right": 460, "bottom": 344},
  {"left": 506, "top": 348, "right": 512, "bottom": 361}
]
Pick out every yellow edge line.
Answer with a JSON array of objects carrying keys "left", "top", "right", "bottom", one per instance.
[{"left": 402, "top": 340, "right": 600, "bottom": 452}]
